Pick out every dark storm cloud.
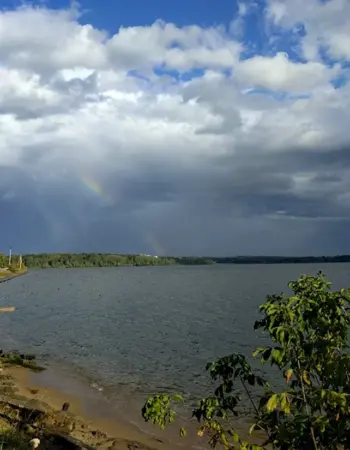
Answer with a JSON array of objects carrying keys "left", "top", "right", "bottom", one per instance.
[
  {"left": 105, "top": 171, "right": 180, "bottom": 205},
  {"left": 206, "top": 143, "right": 350, "bottom": 220},
  {"left": 0, "top": 167, "right": 52, "bottom": 253},
  {"left": 96, "top": 140, "right": 350, "bottom": 237},
  {"left": 1, "top": 140, "right": 350, "bottom": 255},
  {"left": 0, "top": 199, "right": 55, "bottom": 253}
]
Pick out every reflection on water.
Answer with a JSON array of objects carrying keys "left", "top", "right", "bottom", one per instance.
[{"left": 1, "top": 264, "right": 350, "bottom": 445}]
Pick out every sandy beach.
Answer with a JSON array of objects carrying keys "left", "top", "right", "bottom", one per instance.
[
  {"left": 0, "top": 362, "right": 267, "bottom": 450},
  {"left": 0, "top": 364, "right": 182, "bottom": 450}
]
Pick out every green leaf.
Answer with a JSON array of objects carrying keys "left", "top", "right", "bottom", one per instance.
[
  {"left": 302, "top": 371, "right": 311, "bottom": 385},
  {"left": 280, "top": 393, "right": 290, "bottom": 414},
  {"left": 260, "top": 347, "right": 272, "bottom": 363},
  {"left": 252, "top": 347, "right": 265, "bottom": 357},
  {"left": 180, "top": 427, "right": 187, "bottom": 438},
  {"left": 249, "top": 423, "right": 257, "bottom": 435},
  {"left": 266, "top": 394, "right": 279, "bottom": 412},
  {"left": 285, "top": 368, "right": 293, "bottom": 384}
]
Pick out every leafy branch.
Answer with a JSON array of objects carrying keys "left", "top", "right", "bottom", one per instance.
[{"left": 141, "top": 272, "right": 350, "bottom": 450}]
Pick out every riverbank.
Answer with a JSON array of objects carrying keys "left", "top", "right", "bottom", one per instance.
[
  {"left": 0, "top": 364, "right": 177, "bottom": 450},
  {"left": 0, "top": 269, "right": 27, "bottom": 284}
]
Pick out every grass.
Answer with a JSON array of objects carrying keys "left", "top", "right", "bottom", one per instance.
[
  {"left": 0, "top": 267, "right": 27, "bottom": 277},
  {"left": 0, "top": 267, "right": 27, "bottom": 285},
  {"left": 0, "top": 271, "right": 21, "bottom": 281},
  {"left": 0, "top": 351, "right": 45, "bottom": 373},
  {"left": 0, "top": 429, "right": 28, "bottom": 450}
]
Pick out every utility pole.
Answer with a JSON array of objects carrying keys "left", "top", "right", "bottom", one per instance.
[{"left": 8, "top": 248, "right": 12, "bottom": 267}]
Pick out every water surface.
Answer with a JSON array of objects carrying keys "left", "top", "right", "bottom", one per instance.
[{"left": 1, "top": 264, "right": 349, "bottom": 440}]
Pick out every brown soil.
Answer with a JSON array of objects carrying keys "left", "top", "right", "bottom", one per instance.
[{"left": 0, "top": 365, "right": 177, "bottom": 450}]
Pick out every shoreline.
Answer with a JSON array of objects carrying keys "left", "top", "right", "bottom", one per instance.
[
  {"left": 0, "top": 364, "right": 181, "bottom": 450},
  {"left": 0, "top": 270, "right": 27, "bottom": 284},
  {"left": 0, "top": 362, "right": 264, "bottom": 450}
]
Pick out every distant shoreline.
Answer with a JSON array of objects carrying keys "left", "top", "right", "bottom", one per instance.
[{"left": 11, "top": 253, "right": 350, "bottom": 269}]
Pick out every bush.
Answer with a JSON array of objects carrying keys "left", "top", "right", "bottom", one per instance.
[
  {"left": 142, "top": 272, "right": 350, "bottom": 450},
  {"left": 0, "top": 429, "right": 28, "bottom": 450}
]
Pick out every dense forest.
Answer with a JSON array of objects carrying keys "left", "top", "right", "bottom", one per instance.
[
  {"left": 2, "top": 252, "right": 350, "bottom": 269},
  {"left": 209, "top": 255, "right": 350, "bottom": 264},
  {"left": 21, "top": 253, "right": 178, "bottom": 268}
]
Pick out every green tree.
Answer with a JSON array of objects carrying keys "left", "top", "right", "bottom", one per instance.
[
  {"left": 142, "top": 272, "right": 350, "bottom": 450},
  {"left": 0, "top": 253, "right": 6, "bottom": 267}
]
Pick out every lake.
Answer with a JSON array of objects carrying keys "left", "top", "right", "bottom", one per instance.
[{"left": 1, "top": 263, "right": 350, "bottom": 442}]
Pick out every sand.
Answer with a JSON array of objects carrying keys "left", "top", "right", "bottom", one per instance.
[
  {"left": 0, "top": 364, "right": 182, "bottom": 450},
  {"left": 0, "top": 363, "right": 270, "bottom": 450}
]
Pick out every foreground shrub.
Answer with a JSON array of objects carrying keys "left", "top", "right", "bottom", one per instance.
[{"left": 142, "top": 272, "right": 350, "bottom": 450}]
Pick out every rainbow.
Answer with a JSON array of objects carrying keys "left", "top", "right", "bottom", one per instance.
[
  {"left": 80, "top": 177, "right": 167, "bottom": 255},
  {"left": 146, "top": 233, "right": 166, "bottom": 256},
  {"left": 81, "top": 175, "right": 115, "bottom": 206}
]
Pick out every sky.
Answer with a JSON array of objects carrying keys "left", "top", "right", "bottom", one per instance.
[{"left": 0, "top": 0, "right": 350, "bottom": 256}]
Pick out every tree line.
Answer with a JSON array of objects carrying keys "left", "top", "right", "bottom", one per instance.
[
  {"left": 209, "top": 255, "right": 350, "bottom": 264},
  {"left": 21, "top": 253, "right": 178, "bottom": 268},
  {"left": 2, "top": 253, "right": 214, "bottom": 268},
  {"left": 2, "top": 252, "right": 350, "bottom": 269}
]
